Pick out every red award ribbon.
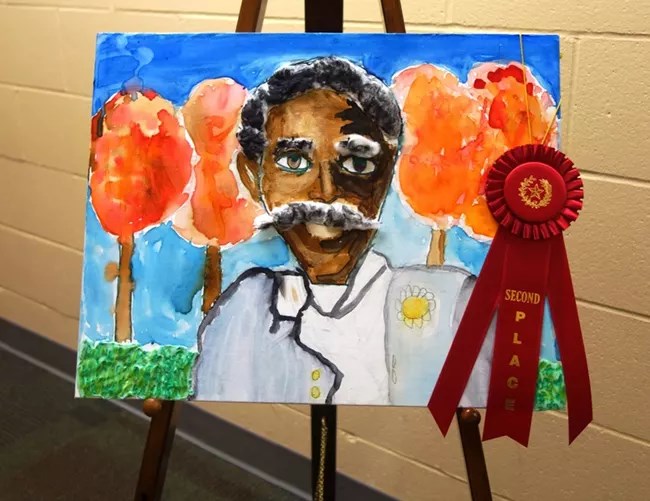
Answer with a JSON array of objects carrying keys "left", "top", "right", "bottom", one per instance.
[{"left": 427, "top": 144, "right": 593, "bottom": 446}]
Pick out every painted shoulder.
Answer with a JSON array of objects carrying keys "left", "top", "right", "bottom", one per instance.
[
  {"left": 199, "top": 267, "right": 304, "bottom": 333},
  {"left": 389, "top": 263, "right": 476, "bottom": 281},
  {"left": 387, "top": 263, "right": 477, "bottom": 305}
]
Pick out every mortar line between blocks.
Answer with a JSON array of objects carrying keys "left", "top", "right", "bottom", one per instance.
[
  {"left": 0, "top": 154, "right": 88, "bottom": 180},
  {"left": 0, "top": 221, "right": 84, "bottom": 256},
  {"left": 0, "top": 284, "right": 80, "bottom": 322},
  {"left": 548, "top": 411, "right": 650, "bottom": 446},
  {"left": 576, "top": 299, "right": 650, "bottom": 323}
]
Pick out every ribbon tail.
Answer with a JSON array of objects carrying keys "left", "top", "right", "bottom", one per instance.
[
  {"left": 484, "top": 421, "right": 534, "bottom": 447},
  {"left": 482, "top": 233, "right": 551, "bottom": 447},
  {"left": 547, "top": 236, "right": 593, "bottom": 443},
  {"left": 427, "top": 228, "right": 508, "bottom": 435}
]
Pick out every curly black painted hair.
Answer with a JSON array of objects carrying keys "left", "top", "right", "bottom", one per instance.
[{"left": 236, "top": 56, "right": 403, "bottom": 162}]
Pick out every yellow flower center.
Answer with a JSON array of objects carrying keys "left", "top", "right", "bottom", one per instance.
[{"left": 402, "top": 297, "right": 429, "bottom": 319}]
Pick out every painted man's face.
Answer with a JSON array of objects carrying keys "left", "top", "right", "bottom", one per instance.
[{"left": 238, "top": 88, "right": 398, "bottom": 285}]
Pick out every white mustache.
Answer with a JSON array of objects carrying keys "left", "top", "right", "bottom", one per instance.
[{"left": 254, "top": 202, "right": 380, "bottom": 231}]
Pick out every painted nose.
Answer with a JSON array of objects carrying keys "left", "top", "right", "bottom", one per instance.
[{"left": 309, "top": 162, "right": 339, "bottom": 203}]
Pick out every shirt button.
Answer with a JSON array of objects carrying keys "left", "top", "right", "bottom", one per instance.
[
  {"left": 311, "top": 369, "right": 321, "bottom": 381},
  {"left": 310, "top": 386, "right": 321, "bottom": 399}
]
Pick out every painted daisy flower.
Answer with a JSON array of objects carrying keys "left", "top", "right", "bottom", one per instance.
[{"left": 395, "top": 285, "right": 436, "bottom": 328}]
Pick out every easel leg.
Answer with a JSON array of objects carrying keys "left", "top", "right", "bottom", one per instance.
[
  {"left": 305, "top": 0, "right": 343, "bottom": 32},
  {"left": 134, "top": 399, "right": 180, "bottom": 501},
  {"left": 380, "top": 0, "right": 406, "bottom": 33},
  {"left": 311, "top": 405, "right": 337, "bottom": 501},
  {"left": 236, "top": 0, "right": 268, "bottom": 32},
  {"left": 456, "top": 408, "right": 492, "bottom": 501},
  {"left": 304, "top": 1, "right": 408, "bottom": 500},
  {"left": 303, "top": 1, "right": 343, "bottom": 499}
]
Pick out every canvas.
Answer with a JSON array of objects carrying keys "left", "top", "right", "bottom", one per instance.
[{"left": 77, "top": 33, "right": 566, "bottom": 409}]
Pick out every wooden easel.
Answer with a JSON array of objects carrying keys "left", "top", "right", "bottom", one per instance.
[{"left": 134, "top": 1, "right": 492, "bottom": 500}]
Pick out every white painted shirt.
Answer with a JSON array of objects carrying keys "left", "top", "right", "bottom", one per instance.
[
  {"left": 195, "top": 248, "right": 493, "bottom": 407},
  {"left": 276, "top": 251, "right": 391, "bottom": 404}
]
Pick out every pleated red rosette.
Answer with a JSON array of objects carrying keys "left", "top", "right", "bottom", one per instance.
[
  {"left": 487, "top": 144, "right": 584, "bottom": 239},
  {"left": 428, "top": 144, "right": 593, "bottom": 447}
]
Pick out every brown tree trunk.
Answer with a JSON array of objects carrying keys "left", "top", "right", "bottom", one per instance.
[
  {"left": 426, "top": 228, "right": 446, "bottom": 267},
  {"left": 202, "top": 245, "right": 222, "bottom": 314},
  {"left": 115, "top": 233, "right": 135, "bottom": 343}
]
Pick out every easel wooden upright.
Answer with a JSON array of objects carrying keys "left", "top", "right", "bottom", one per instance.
[{"left": 134, "top": 2, "right": 492, "bottom": 500}]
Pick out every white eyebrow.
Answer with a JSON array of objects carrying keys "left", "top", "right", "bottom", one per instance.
[
  {"left": 334, "top": 134, "right": 381, "bottom": 158},
  {"left": 275, "top": 137, "right": 314, "bottom": 154}
]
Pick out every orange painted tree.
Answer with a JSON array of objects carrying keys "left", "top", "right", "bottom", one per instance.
[
  {"left": 392, "top": 62, "right": 559, "bottom": 265},
  {"left": 464, "top": 62, "right": 559, "bottom": 235},
  {"left": 174, "top": 78, "right": 258, "bottom": 313},
  {"left": 392, "top": 65, "right": 501, "bottom": 265},
  {"left": 90, "top": 90, "right": 193, "bottom": 342}
]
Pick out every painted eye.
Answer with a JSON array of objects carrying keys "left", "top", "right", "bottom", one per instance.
[
  {"left": 340, "top": 156, "right": 376, "bottom": 175},
  {"left": 275, "top": 152, "right": 311, "bottom": 173}
]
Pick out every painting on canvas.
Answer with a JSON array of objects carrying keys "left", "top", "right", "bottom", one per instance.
[{"left": 77, "top": 33, "right": 566, "bottom": 408}]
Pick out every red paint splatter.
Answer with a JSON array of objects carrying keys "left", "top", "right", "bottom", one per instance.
[
  {"left": 488, "top": 97, "right": 508, "bottom": 129},
  {"left": 473, "top": 79, "right": 486, "bottom": 89},
  {"left": 488, "top": 65, "right": 525, "bottom": 84}
]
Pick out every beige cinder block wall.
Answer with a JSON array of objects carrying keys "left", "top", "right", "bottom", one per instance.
[{"left": 0, "top": 0, "right": 648, "bottom": 499}]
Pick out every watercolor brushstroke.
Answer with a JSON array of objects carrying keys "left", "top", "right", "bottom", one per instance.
[
  {"left": 89, "top": 89, "right": 193, "bottom": 343},
  {"left": 392, "top": 62, "right": 558, "bottom": 266},
  {"left": 78, "top": 33, "right": 563, "bottom": 403},
  {"left": 174, "top": 78, "right": 260, "bottom": 312}
]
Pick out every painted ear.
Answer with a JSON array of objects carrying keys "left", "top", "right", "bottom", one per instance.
[{"left": 236, "top": 151, "right": 261, "bottom": 201}]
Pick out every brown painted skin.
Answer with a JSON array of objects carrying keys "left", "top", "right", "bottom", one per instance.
[{"left": 237, "top": 89, "right": 398, "bottom": 284}]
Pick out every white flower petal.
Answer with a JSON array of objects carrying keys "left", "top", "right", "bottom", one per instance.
[
  {"left": 397, "top": 312, "right": 404, "bottom": 321},
  {"left": 423, "top": 311, "right": 431, "bottom": 321},
  {"left": 412, "top": 285, "right": 420, "bottom": 296},
  {"left": 405, "top": 318, "right": 414, "bottom": 328},
  {"left": 414, "top": 317, "right": 424, "bottom": 328},
  {"left": 425, "top": 292, "right": 434, "bottom": 300}
]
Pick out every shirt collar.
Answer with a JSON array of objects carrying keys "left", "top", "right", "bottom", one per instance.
[{"left": 275, "top": 250, "right": 389, "bottom": 318}]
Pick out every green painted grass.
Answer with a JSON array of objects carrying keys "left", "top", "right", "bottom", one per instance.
[
  {"left": 77, "top": 341, "right": 197, "bottom": 400},
  {"left": 77, "top": 340, "right": 566, "bottom": 408},
  {"left": 535, "top": 359, "right": 566, "bottom": 411}
]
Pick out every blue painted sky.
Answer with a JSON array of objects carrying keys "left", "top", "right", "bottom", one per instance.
[
  {"left": 81, "top": 33, "right": 560, "bottom": 360},
  {"left": 93, "top": 33, "right": 560, "bottom": 112}
]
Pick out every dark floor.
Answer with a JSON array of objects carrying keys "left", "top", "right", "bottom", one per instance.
[{"left": 0, "top": 348, "right": 300, "bottom": 501}]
